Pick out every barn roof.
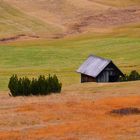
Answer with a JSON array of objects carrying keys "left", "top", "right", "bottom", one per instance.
[{"left": 77, "top": 55, "right": 114, "bottom": 78}]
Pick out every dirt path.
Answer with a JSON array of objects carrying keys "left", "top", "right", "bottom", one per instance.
[
  {"left": 68, "top": 6, "right": 140, "bottom": 34},
  {"left": 0, "top": 34, "right": 40, "bottom": 43}
]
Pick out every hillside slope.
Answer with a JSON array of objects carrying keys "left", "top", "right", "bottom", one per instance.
[
  {"left": 1, "top": 0, "right": 140, "bottom": 39},
  {"left": 0, "top": 1, "right": 61, "bottom": 38},
  {"left": 92, "top": 0, "right": 140, "bottom": 7}
]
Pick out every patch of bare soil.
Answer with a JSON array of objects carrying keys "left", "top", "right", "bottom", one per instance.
[
  {"left": 67, "top": 7, "right": 140, "bottom": 34},
  {"left": 0, "top": 34, "right": 40, "bottom": 43},
  {"left": 110, "top": 107, "right": 140, "bottom": 116}
]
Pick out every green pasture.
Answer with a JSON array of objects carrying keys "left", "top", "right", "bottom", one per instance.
[{"left": 0, "top": 35, "right": 140, "bottom": 90}]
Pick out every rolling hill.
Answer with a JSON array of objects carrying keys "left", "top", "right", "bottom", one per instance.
[
  {"left": 0, "top": 0, "right": 62, "bottom": 38},
  {"left": 1, "top": 0, "right": 140, "bottom": 39}
]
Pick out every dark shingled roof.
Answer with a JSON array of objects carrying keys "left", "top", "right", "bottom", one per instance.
[{"left": 77, "top": 55, "right": 112, "bottom": 78}]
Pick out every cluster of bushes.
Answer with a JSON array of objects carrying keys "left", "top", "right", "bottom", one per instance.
[
  {"left": 119, "top": 70, "right": 140, "bottom": 82},
  {"left": 8, "top": 75, "right": 62, "bottom": 96}
]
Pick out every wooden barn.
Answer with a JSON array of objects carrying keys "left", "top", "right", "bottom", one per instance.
[{"left": 77, "top": 55, "right": 124, "bottom": 83}]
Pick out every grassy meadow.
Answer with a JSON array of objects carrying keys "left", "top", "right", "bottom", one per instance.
[
  {"left": 0, "top": 1, "right": 140, "bottom": 140},
  {"left": 0, "top": 35, "right": 140, "bottom": 91}
]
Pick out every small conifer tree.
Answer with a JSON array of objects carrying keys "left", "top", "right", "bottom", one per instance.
[
  {"left": 119, "top": 70, "right": 140, "bottom": 82},
  {"left": 8, "top": 74, "right": 62, "bottom": 96}
]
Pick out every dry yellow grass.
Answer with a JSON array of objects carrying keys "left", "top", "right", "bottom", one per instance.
[
  {"left": 0, "top": 81, "right": 140, "bottom": 140},
  {"left": 1, "top": 0, "right": 140, "bottom": 39}
]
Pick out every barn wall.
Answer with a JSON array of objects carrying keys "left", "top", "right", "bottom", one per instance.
[
  {"left": 81, "top": 74, "right": 96, "bottom": 83},
  {"left": 97, "top": 64, "right": 120, "bottom": 82},
  {"left": 97, "top": 71, "right": 109, "bottom": 82}
]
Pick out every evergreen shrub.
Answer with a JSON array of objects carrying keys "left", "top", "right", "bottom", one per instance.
[
  {"left": 119, "top": 70, "right": 140, "bottom": 82},
  {"left": 8, "top": 74, "right": 62, "bottom": 96}
]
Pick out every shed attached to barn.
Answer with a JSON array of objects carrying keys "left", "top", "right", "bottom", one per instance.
[{"left": 77, "top": 55, "right": 124, "bottom": 83}]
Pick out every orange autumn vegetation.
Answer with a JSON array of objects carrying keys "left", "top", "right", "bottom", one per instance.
[{"left": 0, "top": 81, "right": 140, "bottom": 139}]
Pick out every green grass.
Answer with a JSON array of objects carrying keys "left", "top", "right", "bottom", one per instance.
[{"left": 0, "top": 35, "right": 140, "bottom": 90}]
